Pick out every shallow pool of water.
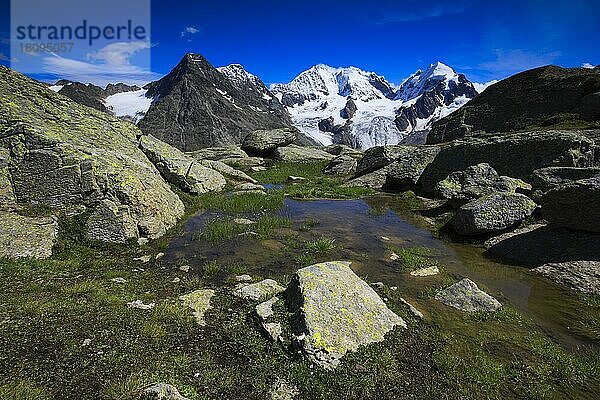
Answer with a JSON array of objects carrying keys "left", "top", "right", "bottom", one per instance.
[{"left": 164, "top": 195, "right": 599, "bottom": 349}]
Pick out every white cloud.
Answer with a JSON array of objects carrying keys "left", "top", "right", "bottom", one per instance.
[
  {"left": 473, "top": 80, "right": 499, "bottom": 93},
  {"left": 180, "top": 26, "right": 201, "bottom": 41},
  {"left": 582, "top": 62, "right": 595, "bottom": 69},
  {"left": 41, "top": 41, "right": 160, "bottom": 86}
]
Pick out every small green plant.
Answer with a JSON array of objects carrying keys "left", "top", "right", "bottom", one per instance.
[
  {"left": 295, "top": 253, "right": 316, "bottom": 266},
  {"left": 303, "top": 236, "right": 337, "bottom": 255},
  {"left": 299, "top": 219, "right": 320, "bottom": 231},
  {"left": 255, "top": 215, "right": 292, "bottom": 239},
  {"left": 198, "top": 219, "right": 236, "bottom": 242},
  {"left": 201, "top": 260, "right": 221, "bottom": 277},
  {"left": 393, "top": 246, "right": 438, "bottom": 271}
]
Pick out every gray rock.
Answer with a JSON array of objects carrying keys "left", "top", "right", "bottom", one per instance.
[
  {"left": 343, "top": 166, "right": 389, "bottom": 190},
  {"left": 324, "top": 155, "right": 357, "bottom": 175},
  {"left": 233, "top": 218, "right": 255, "bottom": 225},
  {"left": 533, "top": 261, "right": 600, "bottom": 294},
  {"left": 341, "top": 99, "right": 357, "bottom": 119},
  {"left": 420, "top": 130, "right": 595, "bottom": 194},
  {"left": 187, "top": 145, "right": 248, "bottom": 161},
  {"left": 288, "top": 261, "right": 406, "bottom": 369},
  {"left": 355, "top": 146, "right": 406, "bottom": 177},
  {"left": 242, "top": 127, "right": 298, "bottom": 155},
  {"left": 531, "top": 167, "right": 600, "bottom": 197},
  {"left": 435, "top": 278, "right": 502, "bottom": 312},
  {"left": 233, "top": 279, "right": 285, "bottom": 301},
  {"left": 323, "top": 144, "right": 363, "bottom": 158},
  {"left": 179, "top": 289, "right": 215, "bottom": 326},
  {"left": 255, "top": 296, "right": 279, "bottom": 321},
  {"left": 269, "top": 379, "right": 299, "bottom": 400},
  {"left": 399, "top": 298, "right": 424, "bottom": 319},
  {"left": 453, "top": 192, "right": 537, "bottom": 235},
  {"left": 140, "top": 383, "right": 188, "bottom": 400},
  {"left": 139, "top": 134, "right": 226, "bottom": 194},
  {"left": 1, "top": 67, "right": 184, "bottom": 242},
  {"left": 0, "top": 212, "right": 58, "bottom": 259},
  {"left": 271, "top": 145, "right": 335, "bottom": 163},
  {"left": 435, "top": 163, "right": 531, "bottom": 207},
  {"left": 198, "top": 159, "right": 257, "bottom": 184},
  {"left": 234, "top": 274, "right": 253, "bottom": 282},
  {"left": 233, "top": 182, "right": 264, "bottom": 192},
  {"left": 385, "top": 146, "right": 441, "bottom": 188},
  {"left": 262, "top": 322, "right": 283, "bottom": 342},
  {"left": 539, "top": 176, "right": 600, "bottom": 233}
]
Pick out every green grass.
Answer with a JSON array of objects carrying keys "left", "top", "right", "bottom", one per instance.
[
  {"left": 302, "top": 237, "right": 337, "bottom": 255},
  {"left": 391, "top": 246, "right": 439, "bottom": 271},
  {"left": 250, "top": 162, "right": 374, "bottom": 199},
  {"left": 185, "top": 190, "right": 286, "bottom": 213},
  {"left": 299, "top": 219, "right": 320, "bottom": 232},
  {"left": 255, "top": 215, "right": 292, "bottom": 239},
  {"left": 201, "top": 260, "right": 222, "bottom": 278},
  {"left": 196, "top": 219, "right": 237, "bottom": 242}
]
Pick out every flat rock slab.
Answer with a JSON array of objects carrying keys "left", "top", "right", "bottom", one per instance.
[
  {"left": 234, "top": 279, "right": 285, "bottom": 301},
  {"left": 0, "top": 212, "right": 58, "bottom": 259},
  {"left": 179, "top": 289, "right": 215, "bottom": 326},
  {"left": 533, "top": 261, "right": 600, "bottom": 294},
  {"left": 289, "top": 261, "right": 406, "bottom": 369},
  {"left": 410, "top": 266, "right": 440, "bottom": 277},
  {"left": 435, "top": 278, "right": 502, "bottom": 312},
  {"left": 140, "top": 383, "right": 189, "bottom": 400},
  {"left": 256, "top": 296, "right": 279, "bottom": 321}
]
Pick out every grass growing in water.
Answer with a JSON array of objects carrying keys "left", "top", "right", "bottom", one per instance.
[
  {"left": 303, "top": 237, "right": 337, "bottom": 255},
  {"left": 255, "top": 215, "right": 292, "bottom": 239},
  {"left": 392, "top": 246, "right": 439, "bottom": 271}
]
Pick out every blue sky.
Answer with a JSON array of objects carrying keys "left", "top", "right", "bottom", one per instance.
[{"left": 0, "top": 0, "right": 598, "bottom": 85}]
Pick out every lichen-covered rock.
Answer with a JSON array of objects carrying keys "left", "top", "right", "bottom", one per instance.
[
  {"left": 255, "top": 296, "right": 279, "bottom": 321},
  {"left": 355, "top": 145, "right": 406, "bottom": 177},
  {"left": 343, "top": 166, "right": 389, "bottom": 190},
  {"left": 288, "top": 261, "right": 406, "bottom": 369},
  {"left": 420, "top": 130, "right": 595, "bottom": 194},
  {"left": 435, "top": 163, "right": 531, "bottom": 207},
  {"left": 234, "top": 279, "right": 285, "bottom": 301},
  {"left": 533, "top": 261, "right": 600, "bottom": 294},
  {"left": 324, "top": 155, "right": 357, "bottom": 175},
  {"left": 262, "top": 322, "right": 283, "bottom": 342},
  {"left": 139, "top": 134, "right": 226, "bottom": 194},
  {"left": 385, "top": 146, "right": 440, "bottom": 188},
  {"left": 187, "top": 145, "right": 248, "bottom": 161},
  {"left": 0, "top": 67, "right": 184, "bottom": 242},
  {"left": 0, "top": 148, "right": 16, "bottom": 210},
  {"left": 531, "top": 166, "right": 600, "bottom": 197},
  {"left": 453, "top": 192, "right": 537, "bottom": 235},
  {"left": 242, "top": 127, "right": 298, "bottom": 155},
  {"left": 220, "top": 156, "right": 266, "bottom": 169},
  {"left": 323, "top": 144, "right": 363, "bottom": 158},
  {"left": 179, "top": 289, "right": 215, "bottom": 326},
  {"left": 435, "top": 278, "right": 501, "bottom": 312},
  {"left": 539, "top": 176, "right": 600, "bottom": 233},
  {"left": 0, "top": 212, "right": 58, "bottom": 259},
  {"left": 140, "top": 383, "right": 188, "bottom": 400},
  {"left": 197, "top": 159, "right": 257, "bottom": 184},
  {"left": 269, "top": 379, "right": 299, "bottom": 400},
  {"left": 271, "top": 145, "right": 335, "bottom": 163}
]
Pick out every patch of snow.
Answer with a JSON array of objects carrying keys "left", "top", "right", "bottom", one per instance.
[
  {"left": 48, "top": 85, "right": 64, "bottom": 92},
  {"left": 473, "top": 80, "right": 499, "bottom": 93},
  {"left": 104, "top": 89, "right": 153, "bottom": 123}
]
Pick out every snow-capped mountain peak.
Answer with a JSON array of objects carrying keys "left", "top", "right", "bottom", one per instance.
[{"left": 273, "top": 61, "right": 479, "bottom": 149}]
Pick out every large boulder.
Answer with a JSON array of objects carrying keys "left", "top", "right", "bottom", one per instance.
[
  {"left": 533, "top": 261, "right": 600, "bottom": 294},
  {"left": 343, "top": 167, "right": 389, "bottom": 190},
  {"left": 323, "top": 144, "right": 363, "bottom": 158},
  {"left": 531, "top": 166, "right": 600, "bottom": 200},
  {"left": 271, "top": 145, "right": 334, "bottom": 163},
  {"left": 241, "top": 127, "right": 298, "bottom": 156},
  {"left": 539, "top": 176, "right": 600, "bottom": 233},
  {"left": 384, "top": 146, "right": 440, "bottom": 189},
  {"left": 198, "top": 159, "right": 257, "bottom": 184},
  {"left": 139, "top": 134, "right": 226, "bottom": 194},
  {"left": 0, "top": 67, "right": 184, "bottom": 242},
  {"left": 435, "top": 278, "right": 501, "bottom": 312},
  {"left": 288, "top": 261, "right": 405, "bottom": 369},
  {"left": 323, "top": 155, "right": 357, "bottom": 175},
  {"left": 187, "top": 145, "right": 248, "bottom": 161},
  {"left": 435, "top": 163, "right": 531, "bottom": 207},
  {"left": 452, "top": 192, "right": 537, "bottom": 235},
  {"left": 0, "top": 212, "right": 58, "bottom": 259},
  {"left": 420, "top": 130, "right": 595, "bottom": 194},
  {"left": 355, "top": 146, "right": 406, "bottom": 176}
]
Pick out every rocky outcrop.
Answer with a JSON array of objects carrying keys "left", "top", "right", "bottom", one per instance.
[
  {"left": 241, "top": 128, "right": 298, "bottom": 156},
  {"left": 139, "top": 54, "right": 292, "bottom": 151},
  {"left": 187, "top": 145, "right": 249, "bottom": 161},
  {"left": 139, "top": 134, "right": 226, "bottom": 194},
  {"left": 539, "top": 176, "right": 600, "bottom": 233},
  {"left": 420, "top": 130, "right": 595, "bottom": 194},
  {"left": 340, "top": 99, "right": 357, "bottom": 119},
  {"left": 384, "top": 146, "right": 440, "bottom": 189},
  {"left": 355, "top": 146, "right": 406, "bottom": 176},
  {"left": 533, "top": 261, "right": 600, "bottom": 294},
  {"left": 56, "top": 81, "right": 108, "bottom": 113},
  {"left": 318, "top": 117, "right": 335, "bottom": 133},
  {"left": 452, "top": 193, "right": 537, "bottom": 236},
  {"left": 532, "top": 167, "right": 600, "bottom": 194},
  {"left": 323, "top": 144, "right": 363, "bottom": 158},
  {"left": 324, "top": 155, "right": 357, "bottom": 175},
  {"left": 271, "top": 145, "right": 335, "bottom": 163},
  {"left": 435, "top": 163, "right": 531, "bottom": 207},
  {"left": 343, "top": 167, "right": 389, "bottom": 190},
  {"left": 288, "top": 261, "right": 405, "bottom": 369},
  {"left": 198, "top": 159, "right": 257, "bottom": 184},
  {"left": 0, "top": 66, "right": 184, "bottom": 243},
  {"left": 0, "top": 212, "right": 58, "bottom": 259},
  {"left": 435, "top": 278, "right": 501, "bottom": 312},
  {"left": 428, "top": 65, "right": 600, "bottom": 144}
]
